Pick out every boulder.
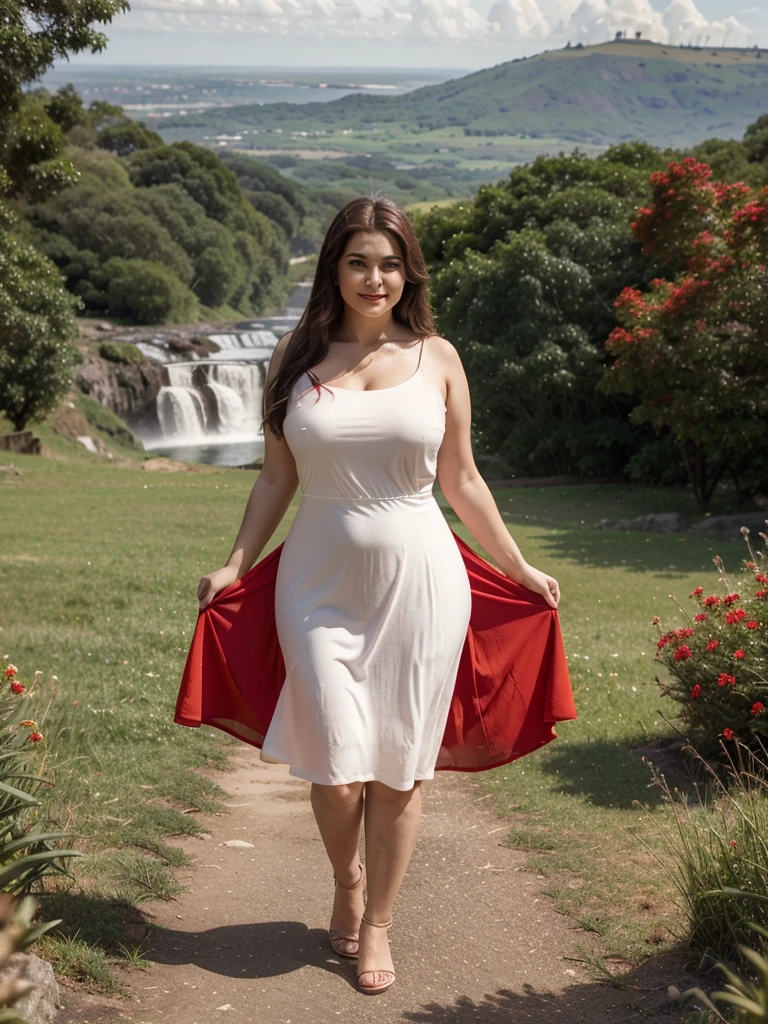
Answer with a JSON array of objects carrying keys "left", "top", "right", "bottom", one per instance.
[
  {"left": 76, "top": 352, "right": 166, "bottom": 435},
  {"left": 0, "top": 432, "right": 41, "bottom": 455},
  {"left": 0, "top": 952, "right": 59, "bottom": 1024},
  {"left": 688, "top": 512, "right": 768, "bottom": 540},
  {"left": 76, "top": 435, "right": 113, "bottom": 459}
]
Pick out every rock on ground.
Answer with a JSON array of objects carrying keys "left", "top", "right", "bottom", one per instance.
[{"left": 0, "top": 952, "right": 60, "bottom": 1024}]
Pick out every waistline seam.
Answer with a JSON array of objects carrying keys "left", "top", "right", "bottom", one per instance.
[{"left": 301, "top": 491, "right": 434, "bottom": 502}]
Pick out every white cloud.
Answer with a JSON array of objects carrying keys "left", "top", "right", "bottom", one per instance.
[
  {"left": 121, "top": 0, "right": 754, "bottom": 47},
  {"left": 488, "top": 0, "right": 549, "bottom": 37},
  {"left": 663, "top": 0, "right": 747, "bottom": 44},
  {"left": 559, "top": 0, "right": 666, "bottom": 42}
]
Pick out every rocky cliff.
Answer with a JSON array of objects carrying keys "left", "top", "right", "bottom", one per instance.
[{"left": 76, "top": 351, "right": 166, "bottom": 436}]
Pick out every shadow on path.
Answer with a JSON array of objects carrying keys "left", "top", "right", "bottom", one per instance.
[
  {"left": 146, "top": 920, "right": 357, "bottom": 984},
  {"left": 400, "top": 953, "right": 701, "bottom": 1024}
]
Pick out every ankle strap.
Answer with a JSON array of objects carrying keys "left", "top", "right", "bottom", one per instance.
[
  {"left": 333, "top": 862, "right": 364, "bottom": 890},
  {"left": 361, "top": 915, "right": 392, "bottom": 928}
]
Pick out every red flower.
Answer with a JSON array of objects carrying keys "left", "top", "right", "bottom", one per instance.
[
  {"left": 28, "top": 731, "right": 43, "bottom": 744},
  {"left": 717, "top": 672, "right": 736, "bottom": 687},
  {"left": 730, "top": 839, "right": 737, "bottom": 848},
  {"left": 657, "top": 635, "right": 672, "bottom": 649},
  {"left": 733, "top": 649, "right": 746, "bottom": 660},
  {"left": 690, "top": 685, "right": 702, "bottom": 699},
  {"left": 706, "top": 639, "right": 720, "bottom": 651},
  {"left": 746, "top": 620, "right": 761, "bottom": 629},
  {"left": 694, "top": 613, "right": 707, "bottom": 622},
  {"left": 722, "top": 727, "right": 734, "bottom": 740},
  {"left": 652, "top": 615, "right": 660, "bottom": 625},
  {"left": 691, "top": 586, "right": 704, "bottom": 597},
  {"left": 755, "top": 574, "right": 768, "bottom": 583},
  {"left": 674, "top": 645, "right": 692, "bottom": 661},
  {"left": 724, "top": 593, "right": 740, "bottom": 605},
  {"left": 9, "top": 682, "right": 24, "bottom": 694},
  {"left": 4, "top": 665, "right": 17, "bottom": 679},
  {"left": 757, "top": 590, "right": 768, "bottom": 598},
  {"left": 675, "top": 627, "right": 695, "bottom": 639},
  {"left": 704, "top": 596, "right": 721, "bottom": 607},
  {"left": 750, "top": 702, "right": 764, "bottom": 716},
  {"left": 726, "top": 609, "right": 747, "bottom": 625}
]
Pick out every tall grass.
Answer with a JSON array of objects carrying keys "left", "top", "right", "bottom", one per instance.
[{"left": 639, "top": 739, "right": 768, "bottom": 969}]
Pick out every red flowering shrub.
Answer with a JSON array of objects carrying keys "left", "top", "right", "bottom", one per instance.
[
  {"left": 653, "top": 522, "right": 768, "bottom": 756},
  {"left": 599, "top": 157, "right": 768, "bottom": 510}
]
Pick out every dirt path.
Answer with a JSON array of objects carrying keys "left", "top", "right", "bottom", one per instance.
[{"left": 61, "top": 749, "right": 685, "bottom": 1024}]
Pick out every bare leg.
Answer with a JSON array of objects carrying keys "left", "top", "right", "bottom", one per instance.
[
  {"left": 358, "top": 780, "right": 422, "bottom": 984},
  {"left": 310, "top": 782, "right": 366, "bottom": 945}
]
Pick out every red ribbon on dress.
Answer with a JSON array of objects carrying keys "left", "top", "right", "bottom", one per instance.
[{"left": 174, "top": 530, "right": 577, "bottom": 773}]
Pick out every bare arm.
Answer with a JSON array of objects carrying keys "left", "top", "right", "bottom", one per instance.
[
  {"left": 434, "top": 338, "right": 560, "bottom": 609},
  {"left": 197, "top": 334, "right": 299, "bottom": 609}
]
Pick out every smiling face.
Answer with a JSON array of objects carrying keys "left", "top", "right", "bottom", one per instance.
[{"left": 335, "top": 230, "right": 407, "bottom": 320}]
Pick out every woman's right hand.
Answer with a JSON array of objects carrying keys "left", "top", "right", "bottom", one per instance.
[{"left": 197, "top": 565, "right": 240, "bottom": 611}]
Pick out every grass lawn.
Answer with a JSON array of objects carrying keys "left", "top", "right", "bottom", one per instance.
[
  {"left": 1, "top": 428, "right": 757, "bottom": 990},
  {"left": 444, "top": 484, "right": 755, "bottom": 976}
]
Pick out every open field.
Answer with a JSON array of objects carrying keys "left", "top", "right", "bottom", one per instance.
[{"left": 0, "top": 424, "right": 755, "bottom": 990}]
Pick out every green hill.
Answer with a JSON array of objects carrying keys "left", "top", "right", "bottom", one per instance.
[{"left": 153, "top": 40, "right": 768, "bottom": 150}]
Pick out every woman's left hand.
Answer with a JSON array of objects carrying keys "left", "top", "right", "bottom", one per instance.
[{"left": 509, "top": 563, "right": 560, "bottom": 609}]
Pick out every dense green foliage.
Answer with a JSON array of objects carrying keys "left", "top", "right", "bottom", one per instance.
[
  {"left": 601, "top": 158, "right": 768, "bottom": 508},
  {"left": 416, "top": 130, "right": 768, "bottom": 500},
  {"left": 417, "top": 142, "right": 666, "bottom": 480},
  {"left": 219, "top": 151, "right": 344, "bottom": 255},
  {"left": 19, "top": 98, "right": 291, "bottom": 323},
  {"left": 0, "top": 220, "right": 80, "bottom": 431},
  {"left": 0, "top": 0, "right": 129, "bottom": 433}
]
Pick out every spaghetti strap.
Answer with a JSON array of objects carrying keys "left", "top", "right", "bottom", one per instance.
[{"left": 416, "top": 337, "right": 425, "bottom": 373}]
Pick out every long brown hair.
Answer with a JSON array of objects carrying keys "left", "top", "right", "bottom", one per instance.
[{"left": 261, "top": 195, "right": 435, "bottom": 439}]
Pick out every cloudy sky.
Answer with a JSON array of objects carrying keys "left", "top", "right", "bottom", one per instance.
[{"left": 72, "top": 0, "right": 768, "bottom": 67}]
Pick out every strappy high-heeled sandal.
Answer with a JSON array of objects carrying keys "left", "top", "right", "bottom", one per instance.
[
  {"left": 328, "top": 861, "right": 366, "bottom": 958},
  {"left": 356, "top": 915, "right": 395, "bottom": 994}
]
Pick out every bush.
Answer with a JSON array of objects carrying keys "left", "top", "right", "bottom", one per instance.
[
  {"left": 97, "top": 341, "right": 143, "bottom": 366},
  {"left": 0, "top": 223, "right": 80, "bottom": 430},
  {"left": 641, "top": 740, "right": 768, "bottom": 970},
  {"left": 104, "top": 257, "right": 198, "bottom": 325},
  {"left": 0, "top": 663, "right": 81, "bottom": 893},
  {"left": 653, "top": 522, "right": 768, "bottom": 756}
]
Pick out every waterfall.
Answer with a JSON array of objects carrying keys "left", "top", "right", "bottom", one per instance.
[
  {"left": 209, "top": 364, "right": 262, "bottom": 431},
  {"left": 152, "top": 360, "right": 265, "bottom": 446},
  {"left": 167, "top": 365, "right": 195, "bottom": 389},
  {"left": 157, "top": 386, "right": 208, "bottom": 440},
  {"left": 208, "top": 330, "right": 278, "bottom": 351},
  {"left": 206, "top": 382, "right": 246, "bottom": 433}
]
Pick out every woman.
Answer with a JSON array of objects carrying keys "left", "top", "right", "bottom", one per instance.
[{"left": 191, "top": 197, "right": 566, "bottom": 995}]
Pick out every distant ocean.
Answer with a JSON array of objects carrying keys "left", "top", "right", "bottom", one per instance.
[{"left": 38, "top": 65, "right": 462, "bottom": 114}]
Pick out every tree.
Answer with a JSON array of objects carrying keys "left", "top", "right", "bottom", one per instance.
[
  {"left": 744, "top": 114, "right": 768, "bottom": 165},
  {"left": 599, "top": 157, "right": 768, "bottom": 509},
  {"left": 104, "top": 257, "right": 199, "bottom": 324},
  {"left": 0, "top": 0, "right": 128, "bottom": 116},
  {"left": 0, "top": 215, "right": 80, "bottom": 431},
  {"left": 97, "top": 120, "right": 163, "bottom": 157},
  {"left": 0, "top": 0, "right": 127, "bottom": 431},
  {"left": 418, "top": 147, "right": 667, "bottom": 478}
]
